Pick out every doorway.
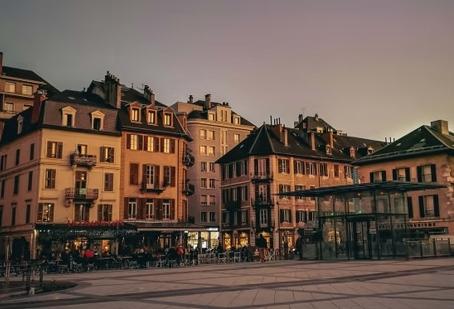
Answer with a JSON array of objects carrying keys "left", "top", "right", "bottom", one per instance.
[{"left": 349, "top": 220, "right": 373, "bottom": 259}]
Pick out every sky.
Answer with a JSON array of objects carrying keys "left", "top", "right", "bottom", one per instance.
[{"left": 1, "top": 0, "right": 453, "bottom": 140}]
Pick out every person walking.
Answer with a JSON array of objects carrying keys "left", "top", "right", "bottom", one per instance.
[
  {"left": 296, "top": 235, "right": 304, "bottom": 260},
  {"left": 256, "top": 234, "right": 267, "bottom": 263}
]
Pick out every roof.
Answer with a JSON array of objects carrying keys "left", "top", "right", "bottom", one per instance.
[
  {"left": 187, "top": 100, "right": 255, "bottom": 127},
  {"left": 216, "top": 124, "right": 385, "bottom": 164},
  {"left": 277, "top": 181, "right": 446, "bottom": 197},
  {"left": 354, "top": 125, "right": 454, "bottom": 165},
  {"left": 2, "top": 66, "right": 59, "bottom": 94},
  {"left": 296, "top": 114, "right": 336, "bottom": 132}
]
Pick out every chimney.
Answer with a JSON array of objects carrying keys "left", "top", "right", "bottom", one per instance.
[
  {"left": 0, "top": 52, "right": 3, "bottom": 76},
  {"left": 431, "top": 120, "right": 449, "bottom": 136},
  {"left": 298, "top": 113, "right": 303, "bottom": 123},
  {"left": 143, "top": 85, "right": 155, "bottom": 105},
  {"left": 309, "top": 131, "right": 316, "bottom": 151},
  {"left": 328, "top": 131, "right": 334, "bottom": 148},
  {"left": 188, "top": 95, "right": 193, "bottom": 104},
  {"left": 204, "top": 94, "right": 211, "bottom": 110},
  {"left": 31, "top": 89, "right": 47, "bottom": 124},
  {"left": 104, "top": 71, "right": 122, "bottom": 109},
  {"left": 282, "top": 126, "right": 288, "bottom": 146}
]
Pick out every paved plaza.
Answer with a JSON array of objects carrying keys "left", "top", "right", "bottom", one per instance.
[{"left": 1, "top": 258, "right": 454, "bottom": 309}]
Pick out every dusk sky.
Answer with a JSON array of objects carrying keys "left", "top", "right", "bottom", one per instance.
[{"left": 1, "top": 0, "right": 453, "bottom": 140}]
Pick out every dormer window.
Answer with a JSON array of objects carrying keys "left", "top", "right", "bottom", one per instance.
[
  {"left": 325, "top": 145, "right": 332, "bottom": 155},
  {"left": 131, "top": 108, "right": 140, "bottom": 122},
  {"left": 17, "top": 116, "right": 23, "bottom": 135},
  {"left": 61, "top": 106, "right": 77, "bottom": 128},
  {"left": 163, "top": 112, "right": 172, "bottom": 126},
  {"left": 90, "top": 111, "right": 105, "bottom": 131},
  {"left": 147, "top": 110, "right": 156, "bottom": 125},
  {"left": 208, "top": 113, "right": 215, "bottom": 121},
  {"left": 233, "top": 116, "right": 240, "bottom": 125}
]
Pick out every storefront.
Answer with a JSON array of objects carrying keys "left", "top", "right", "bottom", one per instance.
[{"left": 186, "top": 229, "right": 219, "bottom": 250}]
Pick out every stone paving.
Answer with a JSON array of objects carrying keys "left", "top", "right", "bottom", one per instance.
[{"left": 1, "top": 258, "right": 454, "bottom": 308}]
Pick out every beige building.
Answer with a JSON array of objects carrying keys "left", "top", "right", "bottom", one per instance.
[
  {"left": 0, "top": 89, "right": 122, "bottom": 259},
  {"left": 172, "top": 95, "right": 254, "bottom": 249},
  {"left": 355, "top": 120, "right": 454, "bottom": 235},
  {"left": 0, "top": 52, "right": 58, "bottom": 136}
]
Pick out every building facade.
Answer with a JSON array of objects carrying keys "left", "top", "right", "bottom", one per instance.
[
  {"left": 355, "top": 120, "right": 454, "bottom": 236},
  {"left": 172, "top": 95, "right": 254, "bottom": 249},
  {"left": 0, "top": 89, "right": 122, "bottom": 260},
  {"left": 217, "top": 115, "right": 385, "bottom": 251},
  {"left": 88, "top": 73, "right": 193, "bottom": 250},
  {"left": 0, "top": 52, "right": 58, "bottom": 136}
]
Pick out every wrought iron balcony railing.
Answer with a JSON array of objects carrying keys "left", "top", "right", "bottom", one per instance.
[
  {"left": 70, "top": 153, "right": 97, "bottom": 168},
  {"left": 65, "top": 188, "right": 99, "bottom": 201}
]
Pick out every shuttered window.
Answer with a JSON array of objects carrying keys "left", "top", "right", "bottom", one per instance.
[
  {"left": 47, "top": 141, "right": 63, "bottom": 158},
  {"left": 129, "top": 163, "right": 139, "bottom": 185},
  {"left": 104, "top": 173, "right": 114, "bottom": 191}
]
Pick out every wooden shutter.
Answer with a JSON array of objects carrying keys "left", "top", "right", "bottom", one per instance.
[
  {"left": 130, "top": 163, "right": 139, "bottom": 185},
  {"left": 254, "top": 159, "right": 258, "bottom": 175},
  {"left": 100, "top": 147, "right": 105, "bottom": 162},
  {"left": 417, "top": 166, "right": 422, "bottom": 182},
  {"left": 138, "top": 135, "right": 143, "bottom": 150},
  {"left": 57, "top": 142, "right": 63, "bottom": 158},
  {"left": 155, "top": 165, "right": 160, "bottom": 188},
  {"left": 142, "top": 164, "right": 148, "bottom": 185},
  {"left": 138, "top": 199, "right": 144, "bottom": 220},
  {"left": 170, "top": 200, "right": 175, "bottom": 220},
  {"left": 433, "top": 195, "right": 440, "bottom": 217},
  {"left": 279, "top": 209, "right": 284, "bottom": 223},
  {"left": 418, "top": 196, "right": 425, "bottom": 218},
  {"left": 46, "top": 142, "right": 52, "bottom": 157},
  {"left": 381, "top": 171, "right": 386, "bottom": 182},
  {"left": 405, "top": 168, "right": 410, "bottom": 182},
  {"left": 392, "top": 169, "right": 397, "bottom": 181},
  {"left": 370, "top": 172, "right": 374, "bottom": 183},
  {"left": 49, "top": 204, "right": 54, "bottom": 222},
  {"left": 289, "top": 209, "right": 292, "bottom": 223},
  {"left": 154, "top": 137, "right": 160, "bottom": 152},
  {"left": 265, "top": 158, "right": 270, "bottom": 175},
  {"left": 294, "top": 160, "right": 298, "bottom": 174},
  {"left": 109, "top": 148, "right": 114, "bottom": 163},
  {"left": 98, "top": 204, "right": 103, "bottom": 221},
  {"left": 75, "top": 205, "right": 80, "bottom": 222},
  {"left": 37, "top": 203, "right": 43, "bottom": 221},
  {"left": 171, "top": 167, "right": 176, "bottom": 187},
  {"left": 286, "top": 160, "right": 290, "bottom": 174},
  {"left": 156, "top": 199, "right": 162, "bottom": 220},
  {"left": 126, "top": 134, "right": 131, "bottom": 149},
  {"left": 431, "top": 164, "right": 437, "bottom": 182},
  {"left": 407, "top": 197, "right": 413, "bottom": 218},
  {"left": 160, "top": 138, "right": 165, "bottom": 152},
  {"left": 143, "top": 136, "right": 148, "bottom": 151},
  {"left": 170, "top": 139, "right": 175, "bottom": 153},
  {"left": 124, "top": 198, "right": 129, "bottom": 219}
]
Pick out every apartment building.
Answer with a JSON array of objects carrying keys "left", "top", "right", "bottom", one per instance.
[
  {"left": 88, "top": 73, "right": 192, "bottom": 249},
  {"left": 355, "top": 120, "right": 454, "bottom": 235},
  {"left": 172, "top": 95, "right": 254, "bottom": 249},
  {"left": 0, "top": 89, "right": 122, "bottom": 259},
  {"left": 0, "top": 52, "right": 58, "bottom": 136},
  {"left": 217, "top": 114, "right": 385, "bottom": 251}
]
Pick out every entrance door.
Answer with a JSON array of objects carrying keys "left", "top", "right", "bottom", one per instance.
[{"left": 350, "top": 220, "right": 372, "bottom": 259}]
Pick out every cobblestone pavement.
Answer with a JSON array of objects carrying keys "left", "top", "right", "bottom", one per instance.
[{"left": 1, "top": 258, "right": 454, "bottom": 309}]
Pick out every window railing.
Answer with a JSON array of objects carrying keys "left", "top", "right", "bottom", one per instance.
[{"left": 70, "top": 153, "right": 97, "bottom": 168}]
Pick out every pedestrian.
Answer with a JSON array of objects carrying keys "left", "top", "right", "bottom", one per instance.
[
  {"left": 256, "top": 234, "right": 267, "bottom": 262},
  {"left": 296, "top": 236, "right": 304, "bottom": 260}
]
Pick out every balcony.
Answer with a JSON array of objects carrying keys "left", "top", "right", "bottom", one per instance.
[
  {"left": 250, "top": 172, "right": 273, "bottom": 183},
  {"left": 183, "top": 151, "right": 195, "bottom": 167},
  {"left": 253, "top": 197, "right": 274, "bottom": 208},
  {"left": 140, "top": 182, "right": 164, "bottom": 193},
  {"left": 183, "top": 183, "right": 195, "bottom": 196},
  {"left": 65, "top": 188, "right": 99, "bottom": 201},
  {"left": 70, "top": 153, "right": 97, "bottom": 168}
]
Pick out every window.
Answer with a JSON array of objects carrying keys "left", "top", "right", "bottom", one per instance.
[
  {"left": 13, "top": 175, "right": 19, "bottom": 195},
  {"left": 393, "top": 168, "right": 410, "bottom": 182},
  {"left": 128, "top": 199, "right": 137, "bottom": 219},
  {"left": 209, "top": 162, "right": 215, "bottom": 172},
  {"left": 15, "top": 149, "right": 20, "bottom": 166},
  {"left": 294, "top": 160, "right": 305, "bottom": 175},
  {"left": 30, "top": 144, "right": 35, "bottom": 160},
  {"left": 200, "top": 162, "right": 207, "bottom": 172},
  {"left": 22, "top": 85, "right": 33, "bottom": 95},
  {"left": 419, "top": 195, "right": 439, "bottom": 218},
  {"left": 47, "top": 141, "right": 63, "bottom": 158},
  {"left": 100, "top": 147, "right": 115, "bottom": 163},
  {"left": 45, "top": 169, "right": 56, "bottom": 189},
  {"left": 344, "top": 166, "right": 353, "bottom": 179},
  {"left": 37, "top": 203, "right": 54, "bottom": 222},
  {"left": 145, "top": 136, "right": 154, "bottom": 152},
  {"left": 295, "top": 185, "right": 305, "bottom": 200},
  {"left": 207, "top": 130, "right": 215, "bottom": 140},
  {"left": 104, "top": 173, "right": 114, "bottom": 191},
  {"left": 370, "top": 170, "right": 386, "bottom": 183},
  {"left": 64, "top": 114, "right": 74, "bottom": 127},
  {"left": 11, "top": 204, "right": 16, "bottom": 226},
  {"left": 200, "top": 178, "right": 207, "bottom": 188},
  {"left": 144, "top": 199, "right": 154, "bottom": 219},
  {"left": 163, "top": 166, "right": 176, "bottom": 187},
  {"left": 296, "top": 210, "right": 306, "bottom": 223},
  {"left": 233, "top": 116, "right": 240, "bottom": 125},
  {"left": 25, "top": 203, "right": 31, "bottom": 224},
  {"left": 280, "top": 209, "right": 291, "bottom": 223},
  {"left": 200, "top": 145, "right": 207, "bottom": 155},
  {"left": 98, "top": 204, "right": 112, "bottom": 221},
  {"left": 162, "top": 199, "right": 171, "bottom": 220},
  {"left": 147, "top": 110, "right": 156, "bottom": 124},
  {"left": 418, "top": 164, "right": 436, "bottom": 183},
  {"left": 0, "top": 179, "right": 5, "bottom": 198},
  {"left": 200, "top": 129, "right": 207, "bottom": 139},
  {"left": 259, "top": 208, "right": 268, "bottom": 226},
  {"left": 209, "top": 195, "right": 216, "bottom": 206},
  {"left": 27, "top": 171, "right": 33, "bottom": 191},
  {"left": 334, "top": 165, "right": 340, "bottom": 178},
  {"left": 75, "top": 203, "right": 90, "bottom": 222},
  {"left": 129, "top": 163, "right": 139, "bottom": 185},
  {"left": 208, "top": 113, "right": 215, "bottom": 121},
  {"left": 201, "top": 195, "right": 208, "bottom": 206},
  {"left": 164, "top": 113, "right": 172, "bottom": 126},
  {"left": 209, "top": 179, "right": 216, "bottom": 189},
  {"left": 5, "top": 82, "right": 15, "bottom": 93},
  {"left": 241, "top": 211, "right": 248, "bottom": 224},
  {"left": 143, "top": 164, "right": 160, "bottom": 188},
  {"left": 17, "top": 116, "right": 23, "bottom": 134},
  {"left": 207, "top": 146, "right": 215, "bottom": 156},
  {"left": 234, "top": 134, "right": 240, "bottom": 144},
  {"left": 278, "top": 184, "right": 291, "bottom": 199},
  {"left": 128, "top": 134, "right": 138, "bottom": 150},
  {"left": 319, "top": 163, "right": 328, "bottom": 177},
  {"left": 92, "top": 117, "right": 102, "bottom": 130},
  {"left": 407, "top": 197, "right": 413, "bottom": 219},
  {"left": 163, "top": 138, "right": 171, "bottom": 153},
  {"left": 201, "top": 211, "right": 207, "bottom": 223},
  {"left": 278, "top": 159, "right": 290, "bottom": 174},
  {"left": 307, "top": 162, "right": 317, "bottom": 175},
  {"left": 131, "top": 108, "right": 140, "bottom": 122},
  {"left": 3, "top": 102, "right": 14, "bottom": 112},
  {"left": 209, "top": 212, "right": 216, "bottom": 222},
  {"left": 77, "top": 144, "right": 87, "bottom": 155}
]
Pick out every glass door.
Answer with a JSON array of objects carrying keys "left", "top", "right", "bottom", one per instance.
[
  {"left": 351, "top": 220, "right": 372, "bottom": 259},
  {"left": 75, "top": 171, "right": 87, "bottom": 196}
]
